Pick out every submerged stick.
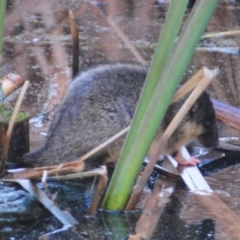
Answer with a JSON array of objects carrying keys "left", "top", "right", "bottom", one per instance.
[
  {"left": 88, "top": 167, "right": 108, "bottom": 215},
  {"left": 69, "top": 10, "right": 79, "bottom": 79},
  {"left": 6, "top": 166, "right": 107, "bottom": 181},
  {"left": 91, "top": 2, "right": 146, "bottom": 65}
]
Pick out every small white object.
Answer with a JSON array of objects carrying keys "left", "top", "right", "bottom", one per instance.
[{"left": 167, "top": 146, "right": 212, "bottom": 192}]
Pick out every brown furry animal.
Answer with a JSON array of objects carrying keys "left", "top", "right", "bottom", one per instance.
[{"left": 21, "top": 64, "right": 218, "bottom": 169}]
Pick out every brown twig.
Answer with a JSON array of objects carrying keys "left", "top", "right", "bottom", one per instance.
[
  {"left": 88, "top": 166, "right": 108, "bottom": 215},
  {"left": 17, "top": 179, "right": 78, "bottom": 226},
  {"left": 171, "top": 68, "right": 204, "bottom": 103},
  {"left": 91, "top": 3, "right": 146, "bottom": 65},
  {"left": 3, "top": 81, "right": 29, "bottom": 161},
  {"left": 201, "top": 29, "right": 240, "bottom": 39},
  {"left": 69, "top": 10, "right": 79, "bottom": 79}
]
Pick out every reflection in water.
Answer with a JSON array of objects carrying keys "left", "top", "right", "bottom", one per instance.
[{"left": 1, "top": 0, "right": 240, "bottom": 239}]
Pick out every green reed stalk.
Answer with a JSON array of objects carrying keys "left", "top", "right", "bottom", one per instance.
[
  {"left": 102, "top": 0, "right": 219, "bottom": 210},
  {"left": 102, "top": 0, "right": 188, "bottom": 209},
  {"left": 0, "top": 0, "right": 6, "bottom": 59}
]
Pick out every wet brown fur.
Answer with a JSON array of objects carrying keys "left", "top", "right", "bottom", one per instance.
[{"left": 21, "top": 64, "right": 219, "bottom": 169}]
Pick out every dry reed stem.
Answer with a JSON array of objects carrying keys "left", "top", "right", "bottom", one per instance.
[
  {"left": 69, "top": 10, "right": 79, "bottom": 78},
  {"left": 48, "top": 166, "right": 107, "bottom": 181},
  {"left": 9, "top": 161, "right": 85, "bottom": 179},
  {"left": 3, "top": 81, "right": 29, "bottom": 160},
  {"left": 2, "top": 179, "right": 78, "bottom": 227},
  {"left": 91, "top": 3, "right": 146, "bottom": 65},
  {"left": 201, "top": 29, "right": 240, "bottom": 39},
  {"left": 88, "top": 168, "right": 108, "bottom": 215},
  {"left": 7, "top": 164, "right": 107, "bottom": 181},
  {"left": 17, "top": 179, "right": 78, "bottom": 226},
  {"left": 107, "top": 17, "right": 146, "bottom": 65},
  {"left": 171, "top": 68, "right": 204, "bottom": 103}
]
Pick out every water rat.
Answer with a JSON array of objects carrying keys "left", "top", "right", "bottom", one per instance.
[{"left": 22, "top": 64, "right": 218, "bottom": 169}]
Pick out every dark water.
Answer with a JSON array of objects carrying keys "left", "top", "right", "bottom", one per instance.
[{"left": 1, "top": 0, "right": 240, "bottom": 239}]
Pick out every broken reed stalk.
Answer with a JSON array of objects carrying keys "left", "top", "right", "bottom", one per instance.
[
  {"left": 88, "top": 169, "right": 108, "bottom": 215},
  {"left": 16, "top": 179, "right": 78, "bottom": 226},
  {"left": 2, "top": 81, "right": 29, "bottom": 161},
  {"left": 69, "top": 10, "right": 79, "bottom": 79},
  {"left": 105, "top": 17, "right": 146, "bottom": 65},
  {"left": 125, "top": 67, "right": 218, "bottom": 210},
  {"left": 5, "top": 163, "right": 105, "bottom": 180},
  {"left": 201, "top": 29, "right": 240, "bottom": 39},
  {"left": 9, "top": 161, "right": 85, "bottom": 179},
  {"left": 170, "top": 68, "right": 204, "bottom": 103}
]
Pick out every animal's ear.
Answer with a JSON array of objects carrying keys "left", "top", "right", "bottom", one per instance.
[{"left": 191, "top": 100, "right": 202, "bottom": 113}]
